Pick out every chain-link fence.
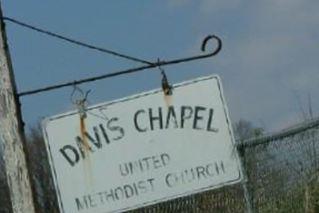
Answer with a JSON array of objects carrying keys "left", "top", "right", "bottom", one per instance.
[
  {"left": 132, "top": 118, "right": 319, "bottom": 212},
  {"left": 241, "top": 118, "right": 319, "bottom": 212}
]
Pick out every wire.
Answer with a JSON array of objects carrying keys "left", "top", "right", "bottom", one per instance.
[
  {"left": 3, "top": 16, "right": 153, "bottom": 65},
  {"left": 18, "top": 35, "right": 222, "bottom": 97},
  {"left": 1, "top": 18, "right": 222, "bottom": 97}
]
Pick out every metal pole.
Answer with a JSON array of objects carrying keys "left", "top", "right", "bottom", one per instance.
[
  {"left": 0, "top": 2, "right": 36, "bottom": 212},
  {"left": 238, "top": 145, "right": 254, "bottom": 213}
]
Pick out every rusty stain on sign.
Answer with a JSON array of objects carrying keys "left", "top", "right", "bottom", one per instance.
[
  {"left": 79, "top": 116, "right": 90, "bottom": 154},
  {"left": 163, "top": 91, "right": 173, "bottom": 107},
  {"left": 70, "top": 85, "right": 95, "bottom": 187},
  {"left": 79, "top": 113, "right": 94, "bottom": 187},
  {"left": 161, "top": 68, "right": 173, "bottom": 107}
]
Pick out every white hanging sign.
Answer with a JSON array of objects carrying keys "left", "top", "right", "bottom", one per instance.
[{"left": 43, "top": 75, "right": 242, "bottom": 213}]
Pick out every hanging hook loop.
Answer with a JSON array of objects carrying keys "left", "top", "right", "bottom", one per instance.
[
  {"left": 157, "top": 58, "right": 173, "bottom": 96},
  {"left": 70, "top": 83, "right": 91, "bottom": 119},
  {"left": 201, "top": 35, "right": 222, "bottom": 56}
]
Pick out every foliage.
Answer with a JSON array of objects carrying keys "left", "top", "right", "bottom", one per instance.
[
  {"left": 25, "top": 124, "right": 59, "bottom": 213},
  {"left": 0, "top": 148, "right": 12, "bottom": 213},
  {"left": 233, "top": 119, "right": 264, "bottom": 142}
]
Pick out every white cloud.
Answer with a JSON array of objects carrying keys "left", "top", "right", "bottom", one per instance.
[{"left": 186, "top": 0, "right": 319, "bottom": 131}]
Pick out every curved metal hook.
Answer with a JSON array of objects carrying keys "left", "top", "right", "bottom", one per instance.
[
  {"left": 152, "top": 34, "right": 222, "bottom": 68},
  {"left": 201, "top": 35, "right": 222, "bottom": 56}
]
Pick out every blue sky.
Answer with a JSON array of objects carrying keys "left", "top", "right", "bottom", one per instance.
[{"left": 3, "top": 0, "right": 319, "bottom": 132}]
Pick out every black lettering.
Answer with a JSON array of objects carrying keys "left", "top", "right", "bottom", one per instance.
[
  {"left": 128, "top": 161, "right": 140, "bottom": 175},
  {"left": 149, "top": 107, "right": 163, "bottom": 130},
  {"left": 193, "top": 106, "right": 206, "bottom": 130},
  {"left": 138, "top": 160, "right": 143, "bottom": 172},
  {"left": 181, "top": 106, "right": 193, "bottom": 128},
  {"left": 141, "top": 157, "right": 152, "bottom": 170},
  {"left": 93, "top": 127, "right": 101, "bottom": 147},
  {"left": 165, "top": 106, "right": 178, "bottom": 129},
  {"left": 75, "top": 197, "right": 88, "bottom": 211},
  {"left": 196, "top": 166, "right": 207, "bottom": 179},
  {"left": 104, "top": 189, "right": 116, "bottom": 202},
  {"left": 85, "top": 130, "right": 102, "bottom": 149},
  {"left": 75, "top": 136, "right": 94, "bottom": 158},
  {"left": 119, "top": 163, "right": 129, "bottom": 177},
  {"left": 161, "top": 153, "right": 170, "bottom": 166},
  {"left": 88, "top": 195, "right": 97, "bottom": 208},
  {"left": 133, "top": 182, "right": 139, "bottom": 196},
  {"left": 134, "top": 109, "right": 147, "bottom": 132},
  {"left": 207, "top": 108, "right": 218, "bottom": 132},
  {"left": 165, "top": 173, "right": 177, "bottom": 188},
  {"left": 190, "top": 168, "right": 196, "bottom": 181},
  {"left": 180, "top": 170, "right": 187, "bottom": 183},
  {"left": 114, "top": 187, "right": 123, "bottom": 200},
  {"left": 123, "top": 184, "right": 134, "bottom": 198},
  {"left": 97, "top": 192, "right": 105, "bottom": 204},
  {"left": 147, "top": 178, "right": 155, "bottom": 191},
  {"left": 60, "top": 145, "right": 79, "bottom": 167},
  {"left": 99, "top": 124, "right": 110, "bottom": 144},
  {"left": 107, "top": 117, "right": 125, "bottom": 141},
  {"left": 215, "top": 161, "right": 225, "bottom": 175},
  {"left": 184, "top": 168, "right": 196, "bottom": 183},
  {"left": 138, "top": 180, "right": 147, "bottom": 194},
  {"left": 152, "top": 156, "right": 161, "bottom": 169},
  {"left": 206, "top": 163, "right": 215, "bottom": 177}
]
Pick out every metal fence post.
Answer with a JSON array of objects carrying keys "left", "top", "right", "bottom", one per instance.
[{"left": 238, "top": 143, "right": 254, "bottom": 213}]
